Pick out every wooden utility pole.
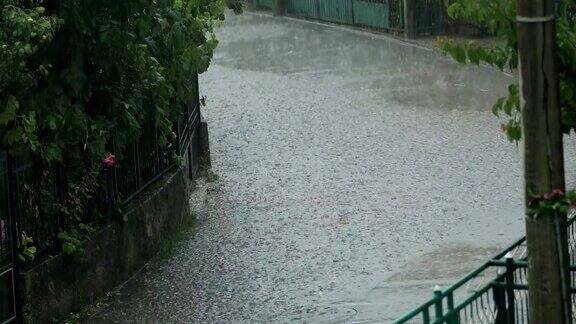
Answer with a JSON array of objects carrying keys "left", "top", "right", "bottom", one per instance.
[{"left": 517, "top": 0, "right": 571, "bottom": 322}]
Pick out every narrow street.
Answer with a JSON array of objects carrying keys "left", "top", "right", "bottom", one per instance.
[{"left": 94, "top": 12, "right": 531, "bottom": 323}]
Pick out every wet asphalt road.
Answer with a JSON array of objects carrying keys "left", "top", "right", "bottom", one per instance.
[{"left": 91, "top": 12, "right": 572, "bottom": 323}]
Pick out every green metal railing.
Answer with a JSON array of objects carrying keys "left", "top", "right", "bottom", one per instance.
[{"left": 395, "top": 214, "right": 576, "bottom": 323}]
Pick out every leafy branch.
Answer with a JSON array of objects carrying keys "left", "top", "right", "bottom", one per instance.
[{"left": 439, "top": 0, "right": 576, "bottom": 142}]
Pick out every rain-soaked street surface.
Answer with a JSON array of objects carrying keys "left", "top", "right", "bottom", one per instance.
[{"left": 91, "top": 12, "right": 576, "bottom": 323}]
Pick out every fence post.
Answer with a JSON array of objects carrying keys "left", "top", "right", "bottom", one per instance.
[
  {"left": 433, "top": 286, "right": 443, "bottom": 320},
  {"left": 494, "top": 253, "right": 516, "bottom": 324},
  {"left": 198, "top": 114, "right": 212, "bottom": 169},
  {"left": 273, "top": 0, "right": 287, "bottom": 16},
  {"left": 349, "top": 0, "right": 355, "bottom": 25},
  {"left": 423, "top": 308, "right": 431, "bottom": 324},
  {"left": 438, "top": 0, "right": 447, "bottom": 35},
  {"left": 111, "top": 141, "right": 119, "bottom": 206},
  {"left": 6, "top": 154, "right": 22, "bottom": 323},
  {"left": 493, "top": 267, "right": 508, "bottom": 324},
  {"left": 446, "top": 292, "right": 458, "bottom": 324},
  {"left": 104, "top": 166, "right": 117, "bottom": 216},
  {"left": 504, "top": 254, "right": 516, "bottom": 324},
  {"left": 193, "top": 73, "right": 211, "bottom": 170},
  {"left": 403, "top": 0, "right": 416, "bottom": 38}
]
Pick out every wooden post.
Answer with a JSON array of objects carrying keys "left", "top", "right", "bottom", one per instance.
[
  {"left": 517, "top": 0, "right": 572, "bottom": 322},
  {"left": 403, "top": 0, "right": 416, "bottom": 39}
]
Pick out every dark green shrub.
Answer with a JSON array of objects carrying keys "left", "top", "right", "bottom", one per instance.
[{"left": 0, "top": 0, "right": 241, "bottom": 259}]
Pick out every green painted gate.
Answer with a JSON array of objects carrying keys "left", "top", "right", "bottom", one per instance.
[
  {"left": 280, "top": 0, "right": 404, "bottom": 32},
  {"left": 286, "top": 0, "right": 319, "bottom": 19},
  {"left": 254, "top": 0, "right": 274, "bottom": 9},
  {"left": 260, "top": 0, "right": 435, "bottom": 35},
  {"left": 352, "top": 0, "right": 390, "bottom": 29},
  {"left": 317, "top": 0, "right": 353, "bottom": 24}
]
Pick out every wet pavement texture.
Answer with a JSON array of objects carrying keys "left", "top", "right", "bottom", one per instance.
[{"left": 92, "top": 12, "right": 576, "bottom": 323}]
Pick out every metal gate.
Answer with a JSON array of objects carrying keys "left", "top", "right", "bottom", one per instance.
[
  {"left": 0, "top": 154, "right": 17, "bottom": 323},
  {"left": 352, "top": 0, "right": 391, "bottom": 30},
  {"left": 254, "top": 0, "right": 274, "bottom": 9},
  {"left": 286, "top": 0, "right": 319, "bottom": 19},
  {"left": 317, "top": 0, "right": 354, "bottom": 24}
]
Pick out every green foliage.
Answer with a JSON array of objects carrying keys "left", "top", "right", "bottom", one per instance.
[
  {"left": 19, "top": 163, "right": 102, "bottom": 255},
  {"left": 18, "top": 232, "right": 36, "bottom": 262},
  {"left": 58, "top": 225, "right": 95, "bottom": 255},
  {"left": 439, "top": 0, "right": 576, "bottom": 141},
  {"left": 1, "top": 0, "right": 241, "bottom": 260}
]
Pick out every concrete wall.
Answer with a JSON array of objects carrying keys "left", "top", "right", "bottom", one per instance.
[{"left": 18, "top": 167, "right": 193, "bottom": 323}]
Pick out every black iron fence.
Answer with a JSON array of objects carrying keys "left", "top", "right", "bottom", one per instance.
[
  {"left": 0, "top": 154, "right": 16, "bottom": 323},
  {"left": 115, "top": 74, "right": 202, "bottom": 205},
  {"left": 0, "top": 156, "right": 11, "bottom": 268},
  {"left": 0, "top": 74, "right": 203, "bottom": 261}
]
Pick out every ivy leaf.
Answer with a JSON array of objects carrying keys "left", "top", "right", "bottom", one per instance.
[
  {"left": 446, "top": 3, "right": 461, "bottom": 19},
  {"left": 47, "top": 116, "right": 57, "bottom": 130},
  {"left": 492, "top": 97, "right": 505, "bottom": 116},
  {"left": 504, "top": 98, "right": 513, "bottom": 116},
  {"left": 507, "top": 121, "right": 522, "bottom": 141},
  {"left": 4, "top": 128, "right": 24, "bottom": 145},
  {"left": 0, "top": 96, "right": 19, "bottom": 126},
  {"left": 62, "top": 242, "right": 76, "bottom": 255}
]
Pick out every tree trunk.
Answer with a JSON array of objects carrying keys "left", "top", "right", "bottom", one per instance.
[{"left": 517, "top": 0, "right": 571, "bottom": 322}]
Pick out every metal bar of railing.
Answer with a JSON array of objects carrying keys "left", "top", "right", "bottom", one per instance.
[
  {"left": 433, "top": 286, "right": 443, "bottom": 320},
  {"left": 5, "top": 154, "right": 20, "bottom": 323},
  {"left": 504, "top": 255, "right": 516, "bottom": 323},
  {"left": 446, "top": 292, "right": 458, "bottom": 324},
  {"left": 423, "top": 307, "right": 431, "bottom": 324}
]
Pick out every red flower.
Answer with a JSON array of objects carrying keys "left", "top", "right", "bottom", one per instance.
[
  {"left": 549, "top": 189, "right": 565, "bottom": 200},
  {"left": 528, "top": 193, "right": 544, "bottom": 208},
  {"left": 42, "top": 169, "right": 49, "bottom": 178},
  {"left": 103, "top": 153, "right": 116, "bottom": 168}
]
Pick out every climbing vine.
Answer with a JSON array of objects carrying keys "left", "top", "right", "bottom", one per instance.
[
  {"left": 1, "top": 0, "right": 241, "bottom": 260},
  {"left": 439, "top": 0, "right": 576, "bottom": 141}
]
